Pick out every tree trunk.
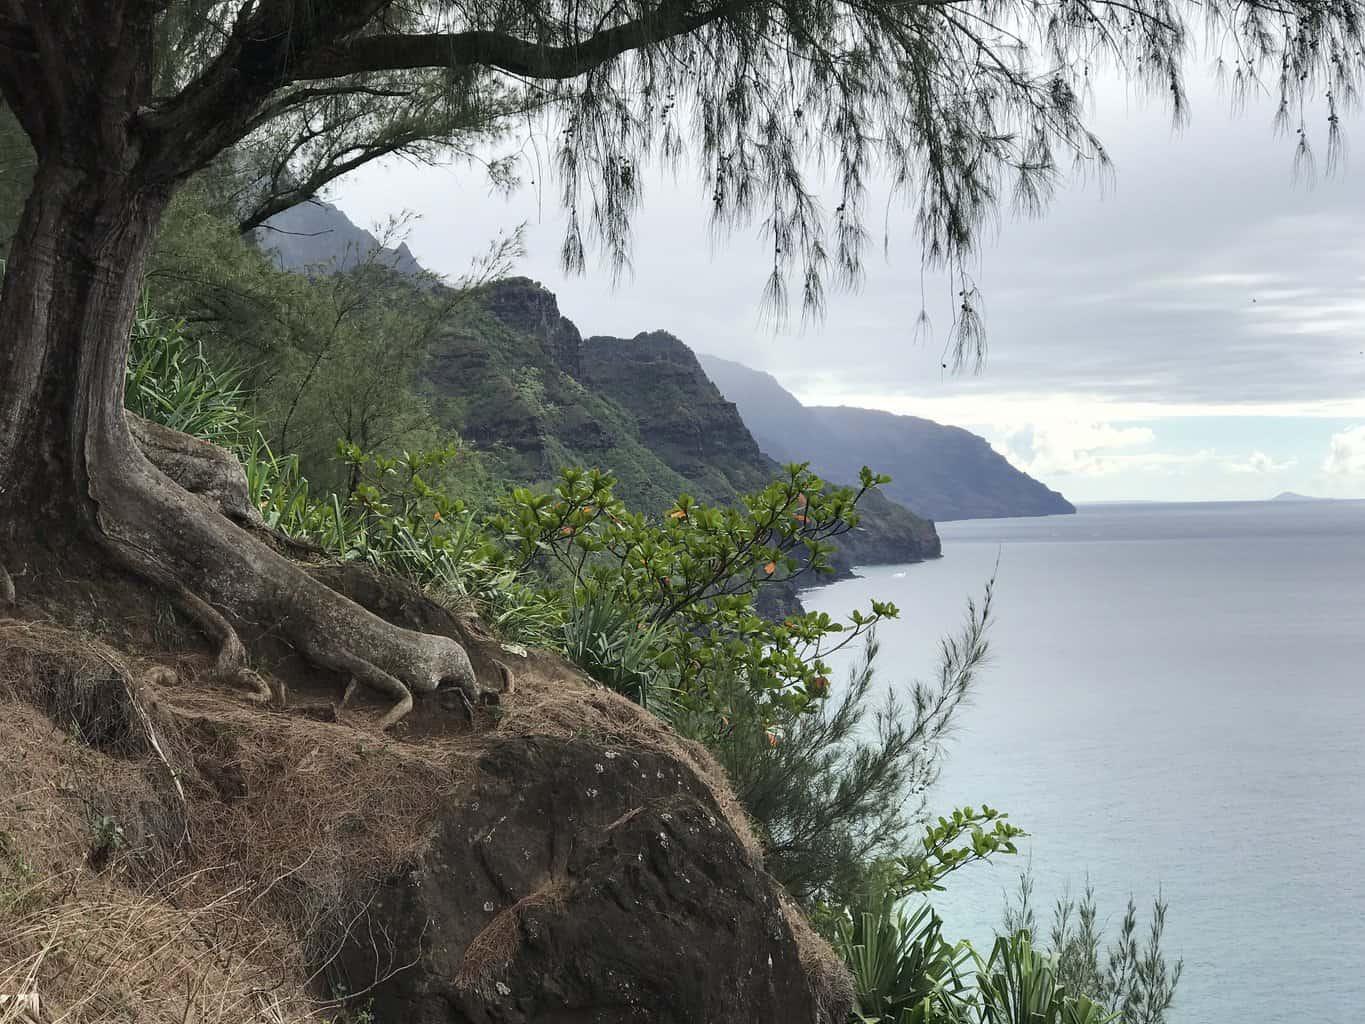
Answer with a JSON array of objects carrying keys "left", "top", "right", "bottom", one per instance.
[{"left": 0, "top": 160, "right": 479, "bottom": 728}]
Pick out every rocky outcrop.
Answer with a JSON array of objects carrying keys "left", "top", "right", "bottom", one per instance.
[
  {"left": 341, "top": 733, "right": 825, "bottom": 1023},
  {"left": 479, "top": 277, "right": 584, "bottom": 379},
  {"left": 581, "top": 331, "right": 777, "bottom": 503},
  {"left": 0, "top": 572, "right": 850, "bottom": 1024}
]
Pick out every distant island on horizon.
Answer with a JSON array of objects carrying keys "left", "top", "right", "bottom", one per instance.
[
  {"left": 1271, "top": 491, "right": 1334, "bottom": 502},
  {"left": 1069, "top": 493, "right": 1361, "bottom": 507}
]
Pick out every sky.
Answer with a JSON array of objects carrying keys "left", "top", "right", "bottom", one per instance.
[{"left": 336, "top": 69, "right": 1365, "bottom": 504}]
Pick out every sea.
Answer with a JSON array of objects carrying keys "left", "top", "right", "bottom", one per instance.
[{"left": 802, "top": 499, "right": 1365, "bottom": 1024}]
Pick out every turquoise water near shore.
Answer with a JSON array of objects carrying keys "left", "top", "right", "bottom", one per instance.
[{"left": 803, "top": 500, "right": 1365, "bottom": 1024}]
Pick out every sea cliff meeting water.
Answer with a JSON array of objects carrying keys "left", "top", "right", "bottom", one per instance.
[{"left": 803, "top": 499, "right": 1365, "bottom": 1024}]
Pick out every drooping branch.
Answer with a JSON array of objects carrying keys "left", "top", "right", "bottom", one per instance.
[
  {"left": 142, "top": 0, "right": 751, "bottom": 182},
  {"left": 293, "top": 4, "right": 751, "bottom": 82},
  {"left": 230, "top": 79, "right": 537, "bottom": 235}
]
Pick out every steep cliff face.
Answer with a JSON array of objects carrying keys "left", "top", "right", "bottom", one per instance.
[
  {"left": 422, "top": 278, "right": 694, "bottom": 511},
  {"left": 700, "top": 354, "right": 1075, "bottom": 521},
  {"left": 580, "top": 331, "right": 777, "bottom": 503},
  {"left": 425, "top": 282, "right": 939, "bottom": 568},
  {"left": 479, "top": 274, "right": 584, "bottom": 379},
  {"left": 579, "top": 330, "right": 939, "bottom": 564}
]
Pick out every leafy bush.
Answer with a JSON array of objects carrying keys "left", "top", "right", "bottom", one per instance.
[
  {"left": 687, "top": 585, "right": 995, "bottom": 905},
  {"left": 488, "top": 463, "right": 899, "bottom": 720},
  {"left": 125, "top": 305, "right": 251, "bottom": 449}
]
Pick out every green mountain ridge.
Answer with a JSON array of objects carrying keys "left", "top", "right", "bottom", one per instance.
[
  {"left": 426, "top": 278, "right": 941, "bottom": 571},
  {"left": 248, "top": 199, "right": 940, "bottom": 567},
  {"left": 698, "top": 353, "right": 1075, "bottom": 521}
]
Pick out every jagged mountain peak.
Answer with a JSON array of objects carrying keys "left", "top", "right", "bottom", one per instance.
[{"left": 257, "top": 199, "right": 423, "bottom": 275}]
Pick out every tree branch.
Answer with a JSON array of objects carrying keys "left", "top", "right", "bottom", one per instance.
[
  {"left": 143, "top": 0, "right": 749, "bottom": 181},
  {"left": 243, "top": 84, "right": 416, "bottom": 136},
  {"left": 296, "top": 5, "right": 747, "bottom": 82}
]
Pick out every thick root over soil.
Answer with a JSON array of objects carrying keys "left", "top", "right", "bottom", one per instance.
[{"left": 5, "top": 416, "right": 488, "bottom": 730}]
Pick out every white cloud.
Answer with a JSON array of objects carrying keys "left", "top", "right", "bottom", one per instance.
[
  {"left": 789, "top": 391, "right": 1365, "bottom": 430},
  {"left": 1230, "top": 451, "right": 1297, "bottom": 474},
  {"left": 1323, "top": 425, "right": 1365, "bottom": 477},
  {"left": 999, "top": 421, "right": 1156, "bottom": 477}
]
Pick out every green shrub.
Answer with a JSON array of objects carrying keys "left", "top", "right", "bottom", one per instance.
[
  {"left": 679, "top": 584, "right": 997, "bottom": 906},
  {"left": 125, "top": 305, "right": 252, "bottom": 449},
  {"left": 837, "top": 892, "right": 973, "bottom": 1024},
  {"left": 1001, "top": 874, "right": 1182, "bottom": 1024},
  {"left": 488, "top": 463, "right": 898, "bottom": 720},
  {"left": 973, "top": 931, "right": 1113, "bottom": 1024}
]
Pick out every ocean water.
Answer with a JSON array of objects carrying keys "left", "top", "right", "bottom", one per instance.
[{"left": 802, "top": 500, "right": 1365, "bottom": 1024}]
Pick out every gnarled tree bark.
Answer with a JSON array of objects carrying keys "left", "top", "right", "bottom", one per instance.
[
  {"left": 0, "top": 147, "right": 478, "bottom": 730},
  {"left": 0, "top": 0, "right": 728, "bottom": 726}
]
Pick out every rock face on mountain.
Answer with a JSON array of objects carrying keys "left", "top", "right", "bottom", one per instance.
[
  {"left": 581, "top": 330, "right": 780, "bottom": 501},
  {"left": 700, "top": 354, "right": 1074, "bottom": 521},
  {"left": 481, "top": 272, "right": 584, "bottom": 379},
  {"left": 580, "top": 330, "right": 940, "bottom": 564},
  {"left": 425, "top": 280, "right": 939, "bottom": 566},
  {"left": 422, "top": 278, "right": 695, "bottom": 511}
]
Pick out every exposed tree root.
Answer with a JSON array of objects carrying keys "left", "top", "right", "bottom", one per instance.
[
  {"left": 129, "top": 413, "right": 264, "bottom": 530},
  {"left": 306, "top": 638, "right": 416, "bottom": 730},
  {"left": 61, "top": 417, "right": 485, "bottom": 731},
  {"left": 173, "top": 585, "right": 276, "bottom": 706}
]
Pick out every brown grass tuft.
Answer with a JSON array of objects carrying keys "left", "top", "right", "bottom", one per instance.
[
  {"left": 781, "top": 896, "right": 855, "bottom": 1024},
  {"left": 455, "top": 878, "right": 569, "bottom": 992}
]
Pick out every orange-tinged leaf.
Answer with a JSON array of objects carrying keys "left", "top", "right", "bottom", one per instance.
[
  {"left": 766, "top": 731, "right": 780, "bottom": 748},
  {"left": 432, "top": 511, "right": 443, "bottom": 522},
  {"left": 764, "top": 561, "right": 777, "bottom": 575},
  {"left": 668, "top": 508, "right": 687, "bottom": 519},
  {"left": 793, "top": 513, "right": 809, "bottom": 523},
  {"left": 582, "top": 505, "right": 594, "bottom": 515},
  {"left": 560, "top": 525, "right": 574, "bottom": 536},
  {"left": 797, "top": 492, "right": 808, "bottom": 507},
  {"left": 811, "top": 676, "right": 830, "bottom": 694}
]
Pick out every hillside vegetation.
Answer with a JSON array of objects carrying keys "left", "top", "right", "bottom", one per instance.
[
  {"left": 1, "top": 109, "right": 1174, "bottom": 1024},
  {"left": 222, "top": 193, "right": 943, "bottom": 571}
]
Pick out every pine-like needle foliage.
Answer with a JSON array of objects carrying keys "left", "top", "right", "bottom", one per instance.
[
  {"left": 692, "top": 582, "right": 994, "bottom": 905},
  {"left": 97, "top": 0, "right": 1365, "bottom": 366}
]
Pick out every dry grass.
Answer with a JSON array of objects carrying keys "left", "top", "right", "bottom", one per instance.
[
  {"left": 0, "top": 871, "right": 311, "bottom": 1024},
  {"left": 0, "top": 612, "right": 816, "bottom": 1021},
  {"left": 162, "top": 689, "right": 469, "bottom": 959},
  {"left": 455, "top": 877, "right": 569, "bottom": 992},
  {"left": 0, "top": 619, "right": 473, "bottom": 1022}
]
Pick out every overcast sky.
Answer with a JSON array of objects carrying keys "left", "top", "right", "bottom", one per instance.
[{"left": 337, "top": 70, "right": 1365, "bottom": 503}]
